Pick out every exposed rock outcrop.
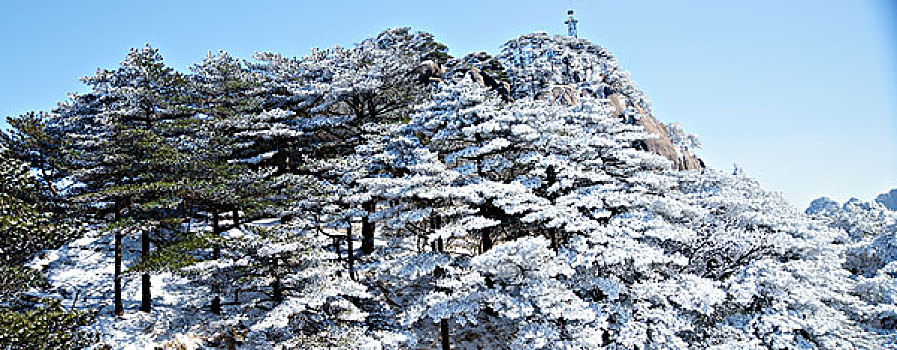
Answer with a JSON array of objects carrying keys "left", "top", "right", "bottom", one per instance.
[
  {"left": 493, "top": 33, "right": 704, "bottom": 171},
  {"left": 467, "top": 67, "right": 512, "bottom": 101},
  {"left": 412, "top": 60, "right": 444, "bottom": 84},
  {"left": 442, "top": 41, "right": 703, "bottom": 171},
  {"left": 535, "top": 88, "right": 703, "bottom": 171},
  {"left": 635, "top": 112, "right": 704, "bottom": 171},
  {"left": 443, "top": 52, "right": 513, "bottom": 101},
  {"left": 605, "top": 93, "right": 703, "bottom": 171},
  {"left": 535, "top": 85, "right": 581, "bottom": 105}
]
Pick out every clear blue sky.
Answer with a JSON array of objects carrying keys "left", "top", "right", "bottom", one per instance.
[{"left": 1, "top": 0, "right": 895, "bottom": 208}]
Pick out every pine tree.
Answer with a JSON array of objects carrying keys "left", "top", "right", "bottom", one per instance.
[
  {"left": 256, "top": 28, "right": 449, "bottom": 255},
  {"left": 0, "top": 146, "right": 78, "bottom": 266},
  {"left": 361, "top": 32, "right": 887, "bottom": 349},
  {"left": 59, "top": 44, "right": 191, "bottom": 315},
  {"left": 0, "top": 141, "right": 95, "bottom": 350},
  {"left": 4, "top": 27, "right": 891, "bottom": 349},
  {"left": 187, "top": 51, "right": 281, "bottom": 314},
  {"left": 2, "top": 111, "right": 68, "bottom": 201}
]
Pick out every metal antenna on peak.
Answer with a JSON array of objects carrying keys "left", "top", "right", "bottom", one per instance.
[{"left": 565, "top": 9, "right": 579, "bottom": 38}]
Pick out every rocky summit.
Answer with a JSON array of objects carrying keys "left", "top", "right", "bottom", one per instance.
[{"left": 1, "top": 28, "right": 894, "bottom": 349}]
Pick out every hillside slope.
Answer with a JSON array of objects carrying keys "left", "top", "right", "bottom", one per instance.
[{"left": 2, "top": 29, "right": 894, "bottom": 349}]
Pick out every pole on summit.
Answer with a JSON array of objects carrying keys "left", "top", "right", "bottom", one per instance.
[{"left": 565, "top": 9, "right": 579, "bottom": 38}]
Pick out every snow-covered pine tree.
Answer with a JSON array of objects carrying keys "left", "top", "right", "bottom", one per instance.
[
  {"left": 272, "top": 28, "right": 449, "bottom": 255},
  {"left": 1, "top": 111, "right": 69, "bottom": 202},
  {"left": 372, "top": 88, "right": 649, "bottom": 349},
  {"left": 4, "top": 27, "right": 892, "bottom": 349},
  {"left": 187, "top": 51, "right": 273, "bottom": 314},
  {"left": 57, "top": 44, "right": 191, "bottom": 315},
  {"left": 0, "top": 145, "right": 79, "bottom": 266},
  {"left": 0, "top": 142, "right": 96, "bottom": 350},
  {"left": 360, "top": 31, "right": 889, "bottom": 349},
  {"left": 188, "top": 50, "right": 269, "bottom": 218},
  {"left": 807, "top": 196, "right": 897, "bottom": 334}
]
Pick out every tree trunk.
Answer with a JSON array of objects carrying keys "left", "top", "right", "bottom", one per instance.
[
  {"left": 211, "top": 296, "right": 221, "bottom": 315},
  {"left": 212, "top": 208, "right": 219, "bottom": 233},
  {"left": 333, "top": 236, "right": 341, "bottom": 262},
  {"left": 481, "top": 229, "right": 493, "bottom": 252},
  {"left": 272, "top": 256, "right": 283, "bottom": 303},
  {"left": 361, "top": 200, "right": 376, "bottom": 255},
  {"left": 185, "top": 199, "right": 193, "bottom": 234},
  {"left": 479, "top": 201, "right": 500, "bottom": 253},
  {"left": 432, "top": 213, "right": 442, "bottom": 232},
  {"left": 549, "top": 228, "right": 558, "bottom": 251},
  {"left": 544, "top": 165, "right": 559, "bottom": 251},
  {"left": 431, "top": 213, "right": 443, "bottom": 252},
  {"left": 440, "top": 319, "right": 451, "bottom": 350},
  {"left": 347, "top": 222, "right": 356, "bottom": 281},
  {"left": 140, "top": 229, "right": 151, "bottom": 313},
  {"left": 212, "top": 209, "right": 221, "bottom": 258},
  {"left": 211, "top": 209, "right": 222, "bottom": 311},
  {"left": 435, "top": 238, "right": 450, "bottom": 350},
  {"left": 232, "top": 209, "right": 240, "bottom": 227},
  {"left": 39, "top": 159, "right": 59, "bottom": 198},
  {"left": 432, "top": 215, "right": 450, "bottom": 349},
  {"left": 113, "top": 202, "right": 123, "bottom": 317},
  {"left": 211, "top": 233, "right": 221, "bottom": 314},
  {"left": 140, "top": 273, "right": 151, "bottom": 312}
]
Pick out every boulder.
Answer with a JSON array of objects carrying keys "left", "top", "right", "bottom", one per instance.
[
  {"left": 535, "top": 85, "right": 580, "bottom": 105},
  {"left": 468, "top": 67, "right": 512, "bottom": 101},
  {"left": 467, "top": 67, "right": 485, "bottom": 86},
  {"left": 412, "top": 60, "right": 443, "bottom": 84},
  {"left": 636, "top": 114, "right": 703, "bottom": 171}
]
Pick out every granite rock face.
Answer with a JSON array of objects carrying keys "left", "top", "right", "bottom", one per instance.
[
  {"left": 531, "top": 86, "right": 703, "bottom": 171},
  {"left": 582, "top": 91, "right": 704, "bottom": 171},
  {"left": 413, "top": 60, "right": 444, "bottom": 84},
  {"left": 636, "top": 113, "right": 703, "bottom": 171},
  {"left": 535, "top": 85, "right": 581, "bottom": 105},
  {"left": 466, "top": 67, "right": 512, "bottom": 101}
]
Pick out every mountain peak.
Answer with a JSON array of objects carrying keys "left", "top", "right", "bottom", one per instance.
[{"left": 437, "top": 32, "right": 705, "bottom": 170}]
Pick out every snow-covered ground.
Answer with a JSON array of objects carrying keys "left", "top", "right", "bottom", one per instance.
[
  {"left": 28, "top": 226, "right": 214, "bottom": 349},
  {"left": 20, "top": 212, "right": 407, "bottom": 350},
  {"left": 24, "top": 216, "right": 381, "bottom": 349},
  {"left": 20, "top": 215, "right": 292, "bottom": 349}
]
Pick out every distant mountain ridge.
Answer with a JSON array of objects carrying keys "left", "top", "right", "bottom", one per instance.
[
  {"left": 876, "top": 188, "right": 897, "bottom": 211},
  {"left": 807, "top": 188, "right": 897, "bottom": 215}
]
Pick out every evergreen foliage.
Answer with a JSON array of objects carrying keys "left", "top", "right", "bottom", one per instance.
[
  {"left": 0, "top": 298, "right": 97, "bottom": 350},
  {"left": 0, "top": 148, "right": 79, "bottom": 266},
  {"left": 1, "top": 28, "right": 893, "bottom": 349},
  {"left": 0, "top": 142, "right": 96, "bottom": 350}
]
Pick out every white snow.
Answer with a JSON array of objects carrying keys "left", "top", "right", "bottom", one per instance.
[{"left": 28, "top": 225, "right": 218, "bottom": 349}]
